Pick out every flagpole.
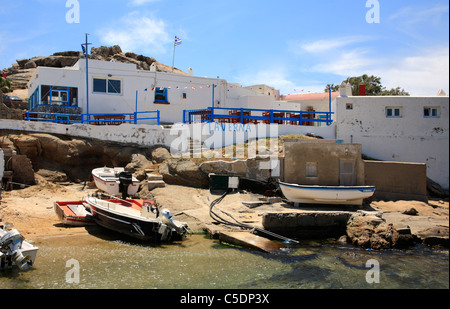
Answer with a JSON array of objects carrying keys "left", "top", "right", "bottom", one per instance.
[
  {"left": 82, "top": 33, "right": 91, "bottom": 123},
  {"left": 172, "top": 36, "right": 176, "bottom": 73}
]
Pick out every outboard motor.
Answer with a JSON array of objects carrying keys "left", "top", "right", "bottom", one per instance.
[
  {"left": 0, "top": 229, "right": 29, "bottom": 270},
  {"left": 118, "top": 171, "right": 133, "bottom": 199},
  {"left": 160, "top": 209, "right": 191, "bottom": 236}
]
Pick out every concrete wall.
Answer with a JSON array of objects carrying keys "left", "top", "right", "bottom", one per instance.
[
  {"left": 364, "top": 160, "right": 428, "bottom": 202},
  {"left": 0, "top": 119, "right": 176, "bottom": 148},
  {"left": 335, "top": 96, "right": 449, "bottom": 190},
  {"left": 283, "top": 140, "right": 365, "bottom": 186}
]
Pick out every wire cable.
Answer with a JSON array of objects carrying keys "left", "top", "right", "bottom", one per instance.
[{"left": 209, "top": 190, "right": 299, "bottom": 244}]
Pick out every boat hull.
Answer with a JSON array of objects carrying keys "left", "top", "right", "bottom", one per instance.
[
  {"left": 92, "top": 167, "right": 140, "bottom": 196},
  {"left": 54, "top": 201, "right": 96, "bottom": 227},
  {"left": 279, "top": 182, "right": 375, "bottom": 206},
  {"left": 86, "top": 197, "right": 178, "bottom": 242}
]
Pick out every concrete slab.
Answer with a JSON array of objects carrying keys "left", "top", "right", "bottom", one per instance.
[{"left": 219, "top": 231, "right": 286, "bottom": 253}]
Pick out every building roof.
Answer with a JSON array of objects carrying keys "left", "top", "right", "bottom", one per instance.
[{"left": 284, "top": 92, "right": 339, "bottom": 101}]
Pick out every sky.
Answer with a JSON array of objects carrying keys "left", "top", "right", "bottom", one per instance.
[{"left": 1, "top": 0, "right": 448, "bottom": 96}]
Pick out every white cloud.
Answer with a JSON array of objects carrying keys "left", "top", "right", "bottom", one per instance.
[
  {"left": 129, "top": 0, "right": 160, "bottom": 6},
  {"left": 374, "top": 46, "right": 449, "bottom": 96},
  {"left": 235, "top": 68, "right": 324, "bottom": 95},
  {"left": 290, "top": 36, "right": 373, "bottom": 54},
  {"left": 98, "top": 11, "right": 171, "bottom": 55},
  {"left": 311, "top": 48, "right": 378, "bottom": 77}
]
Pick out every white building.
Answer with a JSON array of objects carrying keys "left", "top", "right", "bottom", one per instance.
[
  {"left": 335, "top": 88, "right": 449, "bottom": 190},
  {"left": 27, "top": 59, "right": 300, "bottom": 124}
]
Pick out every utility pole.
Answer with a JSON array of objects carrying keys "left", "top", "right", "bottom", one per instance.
[{"left": 82, "top": 33, "right": 92, "bottom": 123}]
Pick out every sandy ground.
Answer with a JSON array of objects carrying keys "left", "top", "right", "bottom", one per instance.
[{"left": 0, "top": 181, "right": 448, "bottom": 244}]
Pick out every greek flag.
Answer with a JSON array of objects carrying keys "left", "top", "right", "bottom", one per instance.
[
  {"left": 174, "top": 36, "right": 182, "bottom": 46},
  {"left": 81, "top": 44, "right": 86, "bottom": 55}
]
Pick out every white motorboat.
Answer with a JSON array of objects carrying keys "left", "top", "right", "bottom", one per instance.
[
  {"left": 86, "top": 195, "right": 191, "bottom": 242},
  {"left": 279, "top": 181, "right": 375, "bottom": 206},
  {"left": 92, "top": 167, "right": 140, "bottom": 198},
  {"left": 0, "top": 228, "right": 38, "bottom": 270}
]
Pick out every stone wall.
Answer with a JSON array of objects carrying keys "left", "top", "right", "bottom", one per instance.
[
  {"left": 283, "top": 140, "right": 365, "bottom": 186},
  {"left": 0, "top": 103, "right": 23, "bottom": 120},
  {"left": 364, "top": 160, "right": 428, "bottom": 202}
]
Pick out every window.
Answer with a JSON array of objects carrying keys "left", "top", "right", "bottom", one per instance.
[
  {"left": 346, "top": 103, "right": 353, "bottom": 110},
  {"left": 93, "top": 78, "right": 106, "bottom": 93},
  {"left": 40, "top": 85, "right": 78, "bottom": 107},
  {"left": 154, "top": 87, "right": 169, "bottom": 103},
  {"left": 424, "top": 107, "right": 440, "bottom": 118},
  {"left": 305, "top": 162, "right": 318, "bottom": 178},
  {"left": 108, "top": 79, "right": 121, "bottom": 94},
  {"left": 93, "top": 78, "right": 122, "bottom": 94},
  {"left": 386, "top": 107, "right": 402, "bottom": 118}
]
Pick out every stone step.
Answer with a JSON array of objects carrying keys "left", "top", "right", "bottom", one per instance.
[
  {"left": 147, "top": 173, "right": 164, "bottom": 181},
  {"left": 148, "top": 180, "right": 166, "bottom": 190}
]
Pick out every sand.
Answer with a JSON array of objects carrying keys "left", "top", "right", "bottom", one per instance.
[{"left": 0, "top": 181, "right": 448, "bottom": 245}]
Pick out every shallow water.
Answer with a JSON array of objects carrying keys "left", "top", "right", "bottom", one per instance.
[{"left": 0, "top": 231, "right": 448, "bottom": 289}]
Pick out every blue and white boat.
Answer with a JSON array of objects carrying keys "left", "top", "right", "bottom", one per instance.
[{"left": 279, "top": 181, "right": 375, "bottom": 206}]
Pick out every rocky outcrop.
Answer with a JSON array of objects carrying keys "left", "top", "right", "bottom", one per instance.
[
  {"left": 159, "top": 158, "right": 209, "bottom": 188},
  {"left": 3, "top": 46, "right": 186, "bottom": 91},
  {"left": 1, "top": 132, "right": 159, "bottom": 183},
  {"left": 346, "top": 211, "right": 415, "bottom": 249},
  {"left": 199, "top": 156, "right": 278, "bottom": 182}
]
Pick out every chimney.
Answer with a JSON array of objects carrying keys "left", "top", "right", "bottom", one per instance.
[{"left": 359, "top": 84, "right": 366, "bottom": 96}]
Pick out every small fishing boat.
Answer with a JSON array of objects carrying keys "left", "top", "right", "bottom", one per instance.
[
  {"left": 86, "top": 195, "right": 191, "bottom": 242},
  {"left": 278, "top": 181, "right": 375, "bottom": 206},
  {"left": 1, "top": 227, "right": 38, "bottom": 270},
  {"left": 54, "top": 200, "right": 96, "bottom": 226},
  {"left": 92, "top": 167, "right": 140, "bottom": 198}
]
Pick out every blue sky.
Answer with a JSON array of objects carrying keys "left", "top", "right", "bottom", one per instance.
[{"left": 1, "top": 0, "right": 448, "bottom": 96}]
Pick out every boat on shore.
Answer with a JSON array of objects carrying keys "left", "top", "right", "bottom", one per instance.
[
  {"left": 86, "top": 195, "right": 191, "bottom": 242},
  {"left": 54, "top": 200, "right": 96, "bottom": 226},
  {"left": 1, "top": 228, "right": 38, "bottom": 270},
  {"left": 278, "top": 181, "right": 375, "bottom": 206},
  {"left": 92, "top": 167, "right": 140, "bottom": 198}
]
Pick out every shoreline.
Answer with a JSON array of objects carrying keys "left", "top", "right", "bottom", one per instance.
[{"left": 0, "top": 181, "right": 448, "bottom": 250}]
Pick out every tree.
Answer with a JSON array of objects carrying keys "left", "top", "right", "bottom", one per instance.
[
  {"left": 325, "top": 74, "right": 409, "bottom": 96},
  {"left": 0, "top": 75, "right": 13, "bottom": 104}
]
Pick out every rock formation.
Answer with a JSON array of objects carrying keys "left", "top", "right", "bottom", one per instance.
[{"left": 2, "top": 46, "right": 186, "bottom": 91}]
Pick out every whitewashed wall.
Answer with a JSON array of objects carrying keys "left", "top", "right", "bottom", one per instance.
[
  {"left": 0, "top": 119, "right": 177, "bottom": 147},
  {"left": 335, "top": 96, "right": 449, "bottom": 190}
]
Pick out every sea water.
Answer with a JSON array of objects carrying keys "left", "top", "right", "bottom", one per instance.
[{"left": 0, "top": 231, "right": 448, "bottom": 290}]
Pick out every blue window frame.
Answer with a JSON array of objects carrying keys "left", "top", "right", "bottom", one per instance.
[
  {"left": 154, "top": 87, "right": 169, "bottom": 103},
  {"left": 424, "top": 107, "right": 440, "bottom": 118},
  {"left": 39, "top": 85, "right": 78, "bottom": 108},
  {"left": 386, "top": 107, "right": 402, "bottom": 118},
  {"left": 93, "top": 78, "right": 122, "bottom": 94}
]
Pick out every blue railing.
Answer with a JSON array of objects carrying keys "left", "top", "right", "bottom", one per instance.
[
  {"left": 183, "top": 107, "right": 334, "bottom": 125},
  {"left": 23, "top": 111, "right": 160, "bottom": 126}
]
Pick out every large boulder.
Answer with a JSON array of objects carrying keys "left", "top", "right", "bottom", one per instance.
[
  {"left": 151, "top": 147, "right": 171, "bottom": 163},
  {"left": 346, "top": 211, "right": 415, "bottom": 249},
  {"left": 159, "top": 158, "right": 209, "bottom": 188}
]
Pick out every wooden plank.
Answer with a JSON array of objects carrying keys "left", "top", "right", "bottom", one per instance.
[{"left": 219, "top": 231, "right": 286, "bottom": 253}]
